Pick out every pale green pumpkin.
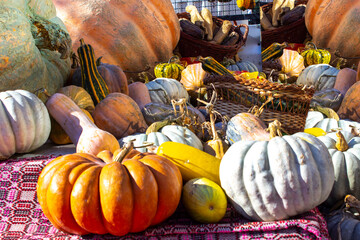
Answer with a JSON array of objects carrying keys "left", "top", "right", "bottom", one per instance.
[{"left": 0, "top": 0, "right": 71, "bottom": 94}]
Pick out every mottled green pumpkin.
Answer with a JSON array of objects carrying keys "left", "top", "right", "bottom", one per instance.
[
  {"left": 300, "top": 42, "right": 331, "bottom": 67},
  {"left": 0, "top": 0, "right": 72, "bottom": 94},
  {"left": 154, "top": 56, "right": 184, "bottom": 81}
]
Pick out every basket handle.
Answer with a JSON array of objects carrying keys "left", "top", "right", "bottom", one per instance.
[{"left": 235, "top": 24, "right": 249, "bottom": 44}]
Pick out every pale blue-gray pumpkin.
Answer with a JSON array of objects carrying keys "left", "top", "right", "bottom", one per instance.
[
  {"left": 305, "top": 111, "right": 360, "bottom": 132},
  {"left": 226, "top": 61, "right": 259, "bottom": 73},
  {"left": 146, "top": 78, "right": 189, "bottom": 104},
  {"left": 296, "top": 64, "right": 339, "bottom": 91},
  {"left": 219, "top": 132, "right": 334, "bottom": 221}
]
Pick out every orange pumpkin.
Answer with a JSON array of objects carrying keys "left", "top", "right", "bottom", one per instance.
[
  {"left": 53, "top": 0, "right": 180, "bottom": 81},
  {"left": 92, "top": 93, "right": 148, "bottom": 139},
  {"left": 128, "top": 82, "right": 152, "bottom": 109},
  {"left": 334, "top": 68, "right": 358, "bottom": 96},
  {"left": 338, "top": 81, "right": 360, "bottom": 122},
  {"left": 37, "top": 142, "right": 182, "bottom": 236}
]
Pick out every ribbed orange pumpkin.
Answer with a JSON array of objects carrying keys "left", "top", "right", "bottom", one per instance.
[
  {"left": 53, "top": 0, "right": 180, "bottom": 81},
  {"left": 92, "top": 93, "right": 148, "bottom": 139},
  {"left": 37, "top": 145, "right": 182, "bottom": 236},
  {"left": 305, "top": 0, "right": 360, "bottom": 67}
]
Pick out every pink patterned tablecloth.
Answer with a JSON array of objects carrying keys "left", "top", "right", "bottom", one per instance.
[{"left": 0, "top": 155, "right": 331, "bottom": 240}]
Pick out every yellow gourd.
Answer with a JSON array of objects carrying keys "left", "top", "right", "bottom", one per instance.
[{"left": 157, "top": 142, "right": 221, "bottom": 185}]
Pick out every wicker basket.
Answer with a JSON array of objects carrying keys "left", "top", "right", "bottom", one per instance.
[
  {"left": 204, "top": 74, "right": 315, "bottom": 134},
  {"left": 261, "top": 0, "right": 309, "bottom": 49},
  {"left": 177, "top": 12, "right": 249, "bottom": 62}
]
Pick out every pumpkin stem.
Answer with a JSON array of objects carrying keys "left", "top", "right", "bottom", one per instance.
[
  {"left": 113, "top": 140, "right": 154, "bottom": 162},
  {"left": 96, "top": 57, "right": 103, "bottom": 67},
  {"left": 79, "top": 38, "right": 85, "bottom": 47},
  {"left": 34, "top": 88, "right": 52, "bottom": 103},
  {"left": 335, "top": 131, "right": 349, "bottom": 152},
  {"left": 305, "top": 42, "right": 317, "bottom": 50},
  {"left": 266, "top": 120, "right": 283, "bottom": 139},
  {"left": 168, "top": 55, "right": 180, "bottom": 64}
]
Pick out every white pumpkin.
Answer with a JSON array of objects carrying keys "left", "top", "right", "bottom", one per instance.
[{"left": 146, "top": 78, "right": 189, "bottom": 104}]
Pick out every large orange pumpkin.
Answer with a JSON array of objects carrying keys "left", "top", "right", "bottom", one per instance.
[
  {"left": 37, "top": 143, "right": 182, "bottom": 236},
  {"left": 305, "top": 0, "right": 360, "bottom": 67},
  {"left": 53, "top": 0, "right": 180, "bottom": 81}
]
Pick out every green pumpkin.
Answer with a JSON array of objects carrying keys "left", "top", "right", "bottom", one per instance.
[
  {"left": 300, "top": 43, "right": 331, "bottom": 67},
  {"left": 154, "top": 56, "right": 184, "bottom": 81},
  {"left": 220, "top": 132, "right": 334, "bottom": 221},
  {"left": 0, "top": 0, "right": 71, "bottom": 95}
]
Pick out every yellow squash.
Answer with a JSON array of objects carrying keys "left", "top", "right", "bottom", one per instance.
[{"left": 157, "top": 142, "right": 221, "bottom": 185}]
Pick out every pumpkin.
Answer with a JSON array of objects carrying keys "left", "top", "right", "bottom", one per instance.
[
  {"left": 226, "top": 113, "right": 270, "bottom": 145},
  {"left": 180, "top": 63, "right": 208, "bottom": 93},
  {"left": 146, "top": 78, "right": 189, "bottom": 104},
  {"left": 300, "top": 42, "right": 331, "bottom": 67},
  {"left": 154, "top": 56, "right": 185, "bottom": 81},
  {"left": 49, "top": 85, "right": 95, "bottom": 145},
  {"left": 46, "top": 93, "right": 119, "bottom": 156},
  {"left": 317, "top": 131, "right": 360, "bottom": 206},
  {"left": 296, "top": 64, "right": 340, "bottom": 91},
  {"left": 0, "top": 90, "right": 51, "bottom": 160},
  {"left": 120, "top": 124, "right": 203, "bottom": 152},
  {"left": 278, "top": 49, "right": 305, "bottom": 82},
  {"left": 310, "top": 88, "right": 344, "bottom": 112},
  {"left": 0, "top": 0, "right": 71, "bottom": 95},
  {"left": 305, "top": 111, "right": 360, "bottom": 133},
  {"left": 338, "top": 82, "right": 360, "bottom": 122},
  {"left": 357, "top": 61, "right": 360, "bottom": 82},
  {"left": 92, "top": 93, "right": 148, "bottom": 139},
  {"left": 37, "top": 142, "right": 182, "bottom": 236},
  {"left": 305, "top": 0, "right": 360, "bottom": 67},
  {"left": 71, "top": 56, "right": 129, "bottom": 96},
  {"left": 52, "top": 0, "right": 180, "bottom": 82},
  {"left": 226, "top": 60, "right": 259, "bottom": 73},
  {"left": 236, "top": 0, "right": 255, "bottom": 11},
  {"left": 219, "top": 132, "right": 334, "bottom": 221},
  {"left": 128, "top": 82, "right": 151, "bottom": 110},
  {"left": 334, "top": 68, "right": 358, "bottom": 96}
]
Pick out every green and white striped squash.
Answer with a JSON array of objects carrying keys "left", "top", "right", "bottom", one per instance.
[
  {"left": 296, "top": 64, "right": 339, "bottom": 91},
  {"left": 120, "top": 125, "right": 203, "bottom": 152},
  {"left": 317, "top": 131, "right": 360, "bottom": 206},
  {"left": 219, "top": 132, "right": 334, "bottom": 221},
  {"left": 226, "top": 61, "right": 259, "bottom": 73},
  {"left": 146, "top": 78, "right": 189, "bottom": 104},
  {"left": 300, "top": 43, "right": 331, "bottom": 67},
  {"left": 305, "top": 111, "right": 360, "bottom": 132},
  {"left": 154, "top": 56, "right": 184, "bottom": 81}
]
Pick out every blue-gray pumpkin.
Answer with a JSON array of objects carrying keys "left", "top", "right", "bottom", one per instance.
[
  {"left": 146, "top": 78, "right": 189, "bottom": 104},
  {"left": 226, "top": 61, "right": 259, "bottom": 73},
  {"left": 296, "top": 64, "right": 339, "bottom": 91}
]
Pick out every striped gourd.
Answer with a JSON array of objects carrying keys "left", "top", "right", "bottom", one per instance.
[
  {"left": 154, "top": 56, "right": 184, "bottom": 81},
  {"left": 300, "top": 42, "right": 331, "bottom": 67},
  {"left": 261, "top": 42, "right": 288, "bottom": 62},
  {"left": 236, "top": 0, "right": 255, "bottom": 11},
  {"left": 77, "top": 38, "right": 109, "bottom": 105},
  {"left": 199, "top": 56, "right": 232, "bottom": 75}
]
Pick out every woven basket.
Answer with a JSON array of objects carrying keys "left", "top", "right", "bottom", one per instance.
[
  {"left": 204, "top": 74, "right": 315, "bottom": 134},
  {"left": 261, "top": 0, "right": 309, "bottom": 49},
  {"left": 177, "top": 12, "right": 249, "bottom": 62}
]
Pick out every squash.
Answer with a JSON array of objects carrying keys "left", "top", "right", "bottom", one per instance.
[
  {"left": 310, "top": 88, "right": 344, "bottom": 112},
  {"left": 92, "top": 93, "right": 148, "bottom": 139},
  {"left": 37, "top": 142, "right": 182, "bottom": 236},
  {"left": 338, "top": 81, "right": 360, "bottom": 123},
  {"left": 46, "top": 93, "right": 119, "bottom": 156},
  {"left": 300, "top": 42, "right": 331, "bottom": 67},
  {"left": 52, "top": 0, "right": 180, "bottom": 82},
  {"left": 146, "top": 78, "right": 189, "bottom": 104},
  {"left": 180, "top": 63, "right": 208, "bottom": 93},
  {"left": 357, "top": 61, "right": 360, "bottom": 82},
  {"left": 198, "top": 56, "right": 233, "bottom": 75},
  {"left": 128, "top": 82, "right": 151, "bottom": 110},
  {"left": 0, "top": 0, "right": 71, "bottom": 95},
  {"left": 154, "top": 56, "right": 184, "bottom": 81},
  {"left": 71, "top": 57, "right": 129, "bottom": 96},
  {"left": 219, "top": 131, "right": 334, "bottom": 221},
  {"left": 226, "top": 113, "right": 270, "bottom": 145},
  {"left": 0, "top": 90, "right": 51, "bottom": 160},
  {"left": 278, "top": 49, "right": 305, "bottom": 82},
  {"left": 334, "top": 68, "right": 358, "bottom": 96},
  {"left": 317, "top": 131, "right": 360, "bottom": 206},
  {"left": 305, "top": 0, "right": 360, "bottom": 67},
  {"left": 296, "top": 64, "right": 339, "bottom": 91},
  {"left": 226, "top": 60, "right": 259, "bottom": 73},
  {"left": 236, "top": 0, "right": 256, "bottom": 11},
  {"left": 157, "top": 141, "right": 221, "bottom": 185},
  {"left": 261, "top": 42, "right": 288, "bottom": 62}
]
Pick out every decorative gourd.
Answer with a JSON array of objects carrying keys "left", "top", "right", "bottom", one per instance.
[
  {"left": 0, "top": 90, "right": 51, "bottom": 160},
  {"left": 219, "top": 131, "right": 334, "bottom": 221},
  {"left": 76, "top": 39, "right": 110, "bottom": 105},
  {"left": 305, "top": 0, "right": 360, "bottom": 67},
  {"left": 180, "top": 63, "right": 208, "bottom": 93},
  {"left": 198, "top": 56, "right": 233, "bottom": 75},
  {"left": 296, "top": 64, "right": 339, "bottom": 91},
  {"left": 334, "top": 68, "right": 358, "bottom": 96},
  {"left": 236, "top": 0, "right": 255, "bottom": 11},
  {"left": 157, "top": 142, "right": 221, "bottom": 185},
  {"left": 278, "top": 49, "right": 305, "bottom": 82},
  {"left": 261, "top": 42, "right": 288, "bottom": 62},
  {"left": 128, "top": 82, "right": 151, "bottom": 110},
  {"left": 146, "top": 78, "right": 189, "bottom": 104},
  {"left": 154, "top": 56, "right": 185, "bottom": 81},
  {"left": 0, "top": 0, "right": 71, "bottom": 95},
  {"left": 92, "top": 93, "right": 148, "bottom": 139},
  {"left": 226, "top": 60, "right": 259, "bottom": 73},
  {"left": 46, "top": 93, "right": 119, "bottom": 156},
  {"left": 300, "top": 42, "right": 331, "bottom": 67},
  {"left": 226, "top": 113, "right": 270, "bottom": 145},
  {"left": 71, "top": 57, "right": 129, "bottom": 96},
  {"left": 317, "top": 131, "right": 360, "bottom": 206},
  {"left": 338, "top": 81, "right": 360, "bottom": 122},
  {"left": 37, "top": 142, "right": 182, "bottom": 236},
  {"left": 305, "top": 111, "right": 360, "bottom": 132},
  {"left": 310, "top": 88, "right": 344, "bottom": 111},
  {"left": 52, "top": 0, "right": 180, "bottom": 81}
]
